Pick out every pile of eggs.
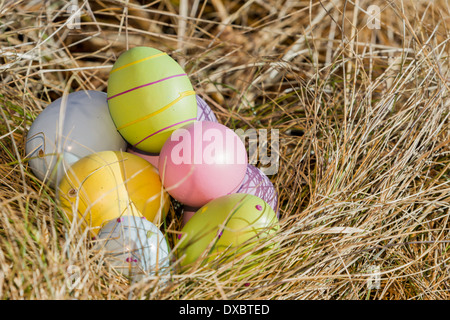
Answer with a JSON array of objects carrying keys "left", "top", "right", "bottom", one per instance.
[{"left": 26, "top": 47, "right": 280, "bottom": 279}]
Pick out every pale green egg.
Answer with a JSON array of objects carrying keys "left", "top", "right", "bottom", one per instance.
[
  {"left": 107, "top": 47, "right": 197, "bottom": 153},
  {"left": 177, "top": 193, "right": 280, "bottom": 268}
]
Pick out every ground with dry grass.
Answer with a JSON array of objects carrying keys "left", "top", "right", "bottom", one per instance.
[{"left": 0, "top": 0, "right": 449, "bottom": 300}]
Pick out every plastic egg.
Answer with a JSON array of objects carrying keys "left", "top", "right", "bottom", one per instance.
[
  {"left": 25, "top": 90, "right": 127, "bottom": 188},
  {"left": 177, "top": 193, "right": 279, "bottom": 267},
  {"left": 196, "top": 95, "right": 217, "bottom": 122},
  {"left": 95, "top": 216, "right": 170, "bottom": 278},
  {"left": 58, "top": 151, "right": 169, "bottom": 235},
  {"left": 236, "top": 165, "right": 279, "bottom": 216},
  {"left": 107, "top": 46, "right": 197, "bottom": 153},
  {"left": 159, "top": 121, "right": 248, "bottom": 207}
]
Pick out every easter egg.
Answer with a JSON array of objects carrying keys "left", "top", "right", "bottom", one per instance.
[
  {"left": 196, "top": 95, "right": 217, "bottom": 122},
  {"left": 158, "top": 121, "right": 248, "bottom": 207},
  {"left": 236, "top": 165, "right": 279, "bottom": 216},
  {"left": 177, "top": 193, "right": 279, "bottom": 267},
  {"left": 26, "top": 90, "right": 127, "bottom": 188},
  {"left": 58, "top": 151, "right": 169, "bottom": 235},
  {"left": 95, "top": 216, "right": 171, "bottom": 278},
  {"left": 107, "top": 47, "right": 197, "bottom": 153}
]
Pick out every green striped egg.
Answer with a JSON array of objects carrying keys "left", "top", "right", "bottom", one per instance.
[
  {"left": 107, "top": 47, "right": 197, "bottom": 153},
  {"left": 177, "top": 193, "right": 279, "bottom": 267}
]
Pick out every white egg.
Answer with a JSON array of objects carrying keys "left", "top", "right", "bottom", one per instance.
[
  {"left": 95, "top": 216, "right": 171, "bottom": 279},
  {"left": 25, "top": 90, "right": 127, "bottom": 188}
]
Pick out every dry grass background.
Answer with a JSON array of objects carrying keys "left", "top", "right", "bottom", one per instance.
[{"left": 0, "top": 0, "right": 449, "bottom": 300}]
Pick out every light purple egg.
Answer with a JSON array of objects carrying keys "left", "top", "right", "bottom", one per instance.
[
  {"left": 236, "top": 165, "right": 279, "bottom": 217},
  {"left": 196, "top": 95, "right": 218, "bottom": 122}
]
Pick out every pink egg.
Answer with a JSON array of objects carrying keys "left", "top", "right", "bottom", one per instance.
[
  {"left": 236, "top": 164, "right": 279, "bottom": 217},
  {"left": 159, "top": 121, "right": 248, "bottom": 207},
  {"left": 126, "top": 146, "right": 160, "bottom": 168}
]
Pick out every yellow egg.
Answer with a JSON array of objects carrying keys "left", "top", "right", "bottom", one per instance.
[
  {"left": 58, "top": 151, "right": 169, "bottom": 235},
  {"left": 107, "top": 47, "right": 197, "bottom": 153}
]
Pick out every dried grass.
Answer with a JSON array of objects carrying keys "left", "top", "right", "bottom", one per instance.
[{"left": 0, "top": 0, "right": 449, "bottom": 300}]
